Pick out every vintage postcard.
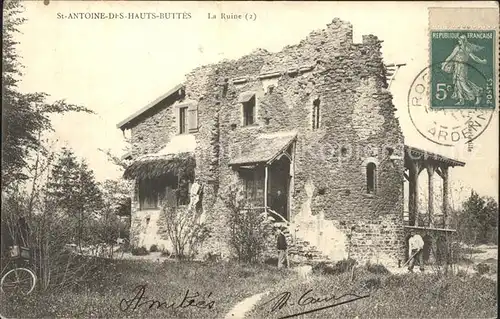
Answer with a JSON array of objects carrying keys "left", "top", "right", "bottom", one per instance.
[{"left": 1, "top": 1, "right": 498, "bottom": 318}]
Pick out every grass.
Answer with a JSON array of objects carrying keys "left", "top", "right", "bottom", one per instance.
[
  {"left": 460, "top": 247, "right": 486, "bottom": 255},
  {"left": 248, "top": 266, "right": 497, "bottom": 319},
  {"left": 0, "top": 258, "right": 496, "bottom": 318},
  {"left": 0, "top": 258, "right": 293, "bottom": 318}
]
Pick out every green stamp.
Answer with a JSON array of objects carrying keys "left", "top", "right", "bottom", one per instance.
[{"left": 430, "top": 30, "right": 496, "bottom": 109}]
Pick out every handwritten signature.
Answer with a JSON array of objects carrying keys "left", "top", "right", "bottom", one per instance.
[
  {"left": 119, "top": 284, "right": 216, "bottom": 312},
  {"left": 261, "top": 288, "right": 370, "bottom": 318}
]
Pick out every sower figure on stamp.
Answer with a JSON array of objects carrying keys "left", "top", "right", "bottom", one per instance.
[
  {"left": 441, "top": 34, "right": 487, "bottom": 106},
  {"left": 276, "top": 227, "right": 288, "bottom": 269},
  {"left": 408, "top": 230, "right": 425, "bottom": 272}
]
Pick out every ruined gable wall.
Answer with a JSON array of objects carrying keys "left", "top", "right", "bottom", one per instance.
[
  {"left": 187, "top": 18, "right": 405, "bottom": 263},
  {"left": 284, "top": 32, "right": 406, "bottom": 264}
]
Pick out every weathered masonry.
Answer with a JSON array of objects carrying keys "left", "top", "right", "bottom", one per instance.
[{"left": 117, "top": 18, "right": 465, "bottom": 265}]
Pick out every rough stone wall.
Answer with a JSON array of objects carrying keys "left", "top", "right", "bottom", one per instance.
[{"left": 124, "top": 18, "right": 406, "bottom": 264}]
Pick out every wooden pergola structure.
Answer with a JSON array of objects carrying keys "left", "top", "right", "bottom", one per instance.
[{"left": 404, "top": 145, "right": 465, "bottom": 228}]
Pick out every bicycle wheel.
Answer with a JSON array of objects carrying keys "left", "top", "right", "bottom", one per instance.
[{"left": 0, "top": 267, "right": 36, "bottom": 296}]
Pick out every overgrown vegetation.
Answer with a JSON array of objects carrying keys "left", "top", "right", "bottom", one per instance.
[
  {"left": 1, "top": 0, "right": 131, "bottom": 294},
  {"left": 222, "top": 183, "right": 274, "bottom": 263},
  {"left": 131, "top": 246, "right": 149, "bottom": 256},
  {"left": 0, "top": 259, "right": 293, "bottom": 318},
  {"left": 451, "top": 190, "right": 498, "bottom": 245},
  {"left": 162, "top": 201, "right": 210, "bottom": 260},
  {"left": 312, "top": 258, "right": 357, "bottom": 276},
  {"left": 2, "top": 0, "right": 95, "bottom": 191},
  {"left": 365, "top": 262, "right": 390, "bottom": 275},
  {"left": 249, "top": 268, "right": 497, "bottom": 319}
]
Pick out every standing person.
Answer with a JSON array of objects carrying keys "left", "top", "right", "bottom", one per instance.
[
  {"left": 276, "top": 227, "right": 288, "bottom": 269},
  {"left": 408, "top": 231, "right": 425, "bottom": 272},
  {"left": 271, "top": 189, "right": 286, "bottom": 220}
]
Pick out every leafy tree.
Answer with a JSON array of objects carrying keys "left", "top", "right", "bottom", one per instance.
[
  {"left": 98, "top": 149, "right": 132, "bottom": 244},
  {"left": 101, "top": 179, "right": 131, "bottom": 218},
  {"left": 2, "top": 0, "right": 93, "bottom": 192},
  {"left": 98, "top": 147, "right": 133, "bottom": 218},
  {"left": 46, "top": 148, "right": 81, "bottom": 213},
  {"left": 457, "top": 191, "right": 498, "bottom": 245},
  {"left": 46, "top": 148, "right": 104, "bottom": 248}
]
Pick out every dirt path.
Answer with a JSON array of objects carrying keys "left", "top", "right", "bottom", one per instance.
[
  {"left": 224, "top": 291, "right": 269, "bottom": 319},
  {"left": 469, "top": 244, "right": 497, "bottom": 263}
]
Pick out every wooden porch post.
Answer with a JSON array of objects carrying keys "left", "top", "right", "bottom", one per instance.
[
  {"left": 442, "top": 166, "right": 449, "bottom": 228},
  {"left": 408, "top": 172, "right": 415, "bottom": 226},
  {"left": 264, "top": 165, "right": 269, "bottom": 212},
  {"left": 427, "top": 163, "right": 435, "bottom": 227},
  {"left": 409, "top": 161, "right": 421, "bottom": 227}
]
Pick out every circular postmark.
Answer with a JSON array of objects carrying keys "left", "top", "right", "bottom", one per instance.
[{"left": 408, "top": 61, "right": 495, "bottom": 147}]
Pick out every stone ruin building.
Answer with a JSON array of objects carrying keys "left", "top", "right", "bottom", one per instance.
[{"left": 117, "top": 18, "right": 465, "bottom": 266}]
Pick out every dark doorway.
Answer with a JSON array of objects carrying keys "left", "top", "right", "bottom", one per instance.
[{"left": 268, "top": 156, "right": 291, "bottom": 221}]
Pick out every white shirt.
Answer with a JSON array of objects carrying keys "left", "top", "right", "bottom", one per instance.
[{"left": 408, "top": 234, "right": 424, "bottom": 254}]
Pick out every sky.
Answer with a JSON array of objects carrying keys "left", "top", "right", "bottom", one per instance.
[{"left": 13, "top": 1, "right": 499, "bottom": 205}]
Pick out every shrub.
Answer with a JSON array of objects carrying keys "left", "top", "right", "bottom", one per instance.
[
  {"left": 335, "top": 258, "right": 357, "bottom": 273},
  {"left": 161, "top": 249, "right": 170, "bottom": 257},
  {"left": 475, "top": 263, "right": 490, "bottom": 275},
  {"left": 312, "top": 259, "right": 357, "bottom": 276},
  {"left": 131, "top": 246, "right": 149, "bottom": 256},
  {"left": 365, "top": 262, "right": 390, "bottom": 275},
  {"left": 482, "top": 258, "right": 498, "bottom": 274},
  {"left": 1, "top": 193, "right": 118, "bottom": 292},
  {"left": 162, "top": 203, "right": 210, "bottom": 260},
  {"left": 312, "top": 261, "right": 336, "bottom": 275},
  {"left": 456, "top": 269, "right": 469, "bottom": 278},
  {"left": 361, "top": 277, "right": 382, "bottom": 291},
  {"left": 222, "top": 184, "right": 273, "bottom": 263},
  {"left": 449, "top": 242, "right": 476, "bottom": 265},
  {"left": 264, "top": 257, "right": 278, "bottom": 266},
  {"left": 149, "top": 244, "right": 159, "bottom": 252},
  {"left": 205, "top": 252, "right": 222, "bottom": 262}
]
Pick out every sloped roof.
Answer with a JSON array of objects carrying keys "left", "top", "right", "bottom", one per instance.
[
  {"left": 229, "top": 131, "right": 297, "bottom": 166},
  {"left": 123, "top": 152, "right": 195, "bottom": 180},
  {"left": 116, "top": 84, "right": 184, "bottom": 130},
  {"left": 123, "top": 135, "right": 197, "bottom": 180},
  {"left": 404, "top": 145, "right": 465, "bottom": 167}
]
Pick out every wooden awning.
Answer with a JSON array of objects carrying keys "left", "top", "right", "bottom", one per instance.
[
  {"left": 404, "top": 145, "right": 465, "bottom": 168},
  {"left": 229, "top": 131, "right": 297, "bottom": 166}
]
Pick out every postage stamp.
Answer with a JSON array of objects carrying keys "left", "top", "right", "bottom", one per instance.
[
  {"left": 430, "top": 30, "right": 496, "bottom": 109},
  {"left": 406, "top": 7, "right": 499, "bottom": 147},
  {"left": 408, "top": 64, "right": 495, "bottom": 146}
]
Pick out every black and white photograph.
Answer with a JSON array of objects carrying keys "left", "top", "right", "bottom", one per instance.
[{"left": 1, "top": 1, "right": 498, "bottom": 318}]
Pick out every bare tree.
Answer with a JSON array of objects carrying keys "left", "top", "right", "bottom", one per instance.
[{"left": 162, "top": 204, "right": 209, "bottom": 260}]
